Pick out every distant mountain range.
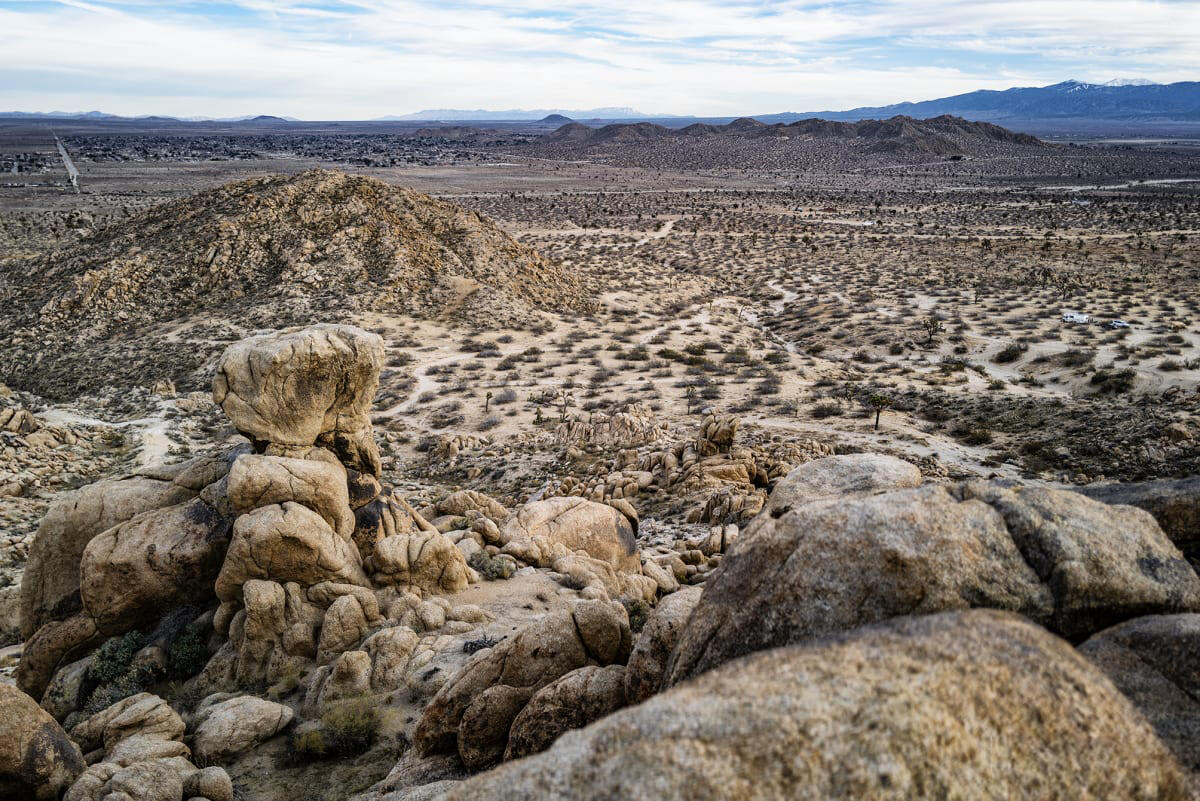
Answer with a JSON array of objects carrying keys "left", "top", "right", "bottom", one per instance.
[
  {"left": 0, "top": 111, "right": 299, "bottom": 122},
  {"left": 764, "top": 80, "right": 1200, "bottom": 123},
  {"left": 380, "top": 107, "right": 648, "bottom": 121}
]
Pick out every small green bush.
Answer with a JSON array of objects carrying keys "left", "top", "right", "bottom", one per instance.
[
  {"left": 621, "top": 598, "right": 651, "bottom": 634},
  {"left": 290, "top": 697, "right": 380, "bottom": 761}
]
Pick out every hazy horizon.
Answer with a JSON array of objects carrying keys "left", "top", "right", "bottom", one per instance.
[{"left": 2, "top": 1, "right": 1198, "bottom": 120}]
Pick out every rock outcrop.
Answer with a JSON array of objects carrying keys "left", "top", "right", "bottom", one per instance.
[
  {"left": 431, "top": 611, "right": 1189, "bottom": 801},
  {"left": 0, "top": 684, "right": 86, "bottom": 800},
  {"left": 668, "top": 481, "right": 1200, "bottom": 684},
  {"left": 1080, "top": 614, "right": 1200, "bottom": 778}
]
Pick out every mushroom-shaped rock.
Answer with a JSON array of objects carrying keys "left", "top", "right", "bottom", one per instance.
[
  {"left": 504, "top": 664, "right": 627, "bottom": 761},
  {"left": 79, "top": 498, "right": 232, "bottom": 635},
  {"left": 0, "top": 684, "right": 86, "bottom": 800},
  {"left": 228, "top": 453, "right": 354, "bottom": 539},
  {"left": 414, "top": 600, "right": 630, "bottom": 757},
  {"left": 192, "top": 696, "right": 295, "bottom": 762},
  {"left": 668, "top": 482, "right": 1200, "bottom": 685},
  {"left": 215, "top": 501, "right": 369, "bottom": 603},
  {"left": 766, "top": 452, "right": 923, "bottom": 515},
  {"left": 1080, "top": 614, "right": 1200, "bottom": 777},
  {"left": 212, "top": 324, "right": 384, "bottom": 475},
  {"left": 499, "top": 497, "right": 638, "bottom": 572},
  {"left": 440, "top": 610, "right": 1190, "bottom": 801}
]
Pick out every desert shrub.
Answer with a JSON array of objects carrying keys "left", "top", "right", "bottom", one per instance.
[
  {"left": 477, "top": 416, "right": 501, "bottom": 432},
  {"left": 952, "top": 425, "right": 994, "bottom": 446},
  {"left": 467, "top": 550, "right": 511, "bottom": 581},
  {"left": 167, "top": 624, "right": 209, "bottom": 679},
  {"left": 83, "top": 630, "right": 156, "bottom": 715},
  {"left": 621, "top": 598, "right": 651, "bottom": 634},
  {"left": 289, "top": 696, "right": 380, "bottom": 761},
  {"left": 811, "top": 401, "right": 842, "bottom": 419},
  {"left": 493, "top": 388, "right": 519, "bottom": 405},
  {"left": 993, "top": 343, "right": 1026, "bottom": 364},
  {"left": 1090, "top": 368, "right": 1137, "bottom": 394},
  {"left": 1160, "top": 359, "right": 1183, "bottom": 371},
  {"left": 1059, "top": 349, "right": 1096, "bottom": 368}
]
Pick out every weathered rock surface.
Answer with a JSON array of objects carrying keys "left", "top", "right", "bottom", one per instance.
[
  {"left": 367, "top": 530, "right": 471, "bottom": 594},
  {"left": 213, "top": 323, "right": 384, "bottom": 475},
  {"left": 20, "top": 451, "right": 233, "bottom": 639},
  {"left": 436, "top": 611, "right": 1189, "bottom": 801},
  {"left": 70, "top": 693, "right": 185, "bottom": 756},
  {"left": 1080, "top": 614, "right": 1200, "bottom": 777},
  {"left": 1079, "top": 477, "right": 1200, "bottom": 560},
  {"left": 215, "top": 501, "right": 369, "bottom": 603},
  {"left": 499, "top": 497, "right": 639, "bottom": 572},
  {"left": 192, "top": 695, "right": 295, "bottom": 762},
  {"left": 765, "top": 452, "right": 923, "bottom": 514},
  {"left": 0, "top": 684, "right": 86, "bottom": 800},
  {"left": 413, "top": 600, "right": 631, "bottom": 757},
  {"left": 504, "top": 664, "right": 627, "bottom": 761},
  {"left": 79, "top": 498, "right": 232, "bottom": 634},
  {"left": 228, "top": 453, "right": 354, "bottom": 539},
  {"left": 623, "top": 587, "right": 702, "bottom": 704},
  {"left": 668, "top": 481, "right": 1200, "bottom": 684}
]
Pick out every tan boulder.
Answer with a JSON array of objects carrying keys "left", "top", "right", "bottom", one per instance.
[
  {"left": 432, "top": 490, "right": 509, "bottom": 522},
  {"left": 215, "top": 501, "right": 368, "bottom": 603},
  {"left": 414, "top": 600, "right": 630, "bottom": 757},
  {"left": 499, "top": 497, "right": 639, "bottom": 572},
  {"left": 19, "top": 450, "right": 233, "bottom": 639},
  {"left": 192, "top": 696, "right": 295, "bottom": 762},
  {"left": 70, "top": 693, "right": 184, "bottom": 755},
  {"left": 0, "top": 684, "right": 86, "bottom": 800},
  {"left": 504, "top": 664, "right": 627, "bottom": 761},
  {"left": 367, "top": 530, "right": 471, "bottom": 594},
  {"left": 624, "top": 587, "right": 702, "bottom": 704},
  {"left": 766, "top": 452, "right": 923, "bottom": 515},
  {"left": 228, "top": 453, "right": 354, "bottom": 539},
  {"left": 457, "top": 685, "right": 534, "bottom": 771},
  {"left": 17, "top": 613, "right": 100, "bottom": 700},
  {"left": 212, "top": 324, "right": 384, "bottom": 475},
  {"left": 1080, "top": 614, "right": 1200, "bottom": 778},
  {"left": 668, "top": 482, "right": 1200, "bottom": 685},
  {"left": 440, "top": 611, "right": 1189, "bottom": 801},
  {"left": 79, "top": 498, "right": 232, "bottom": 634}
]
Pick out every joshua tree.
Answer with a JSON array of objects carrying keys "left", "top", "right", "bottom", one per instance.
[
  {"left": 555, "top": 388, "right": 575, "bottom": 423},
  {"left": 685, "top": 385, "right": 698, "bottom": 414},
  {"left": 484, "top": 390, "right": 493, "bottom": 413},
  {"left": 867, "top": 393, "right": 893, "bottom": 431},
  {"left": 922, "top": 315, "right": 944, "bottom": 345}
]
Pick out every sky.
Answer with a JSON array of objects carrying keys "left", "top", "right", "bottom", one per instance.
[{"left": 1, "top": 0, "right": 1198, "bottom": 119}]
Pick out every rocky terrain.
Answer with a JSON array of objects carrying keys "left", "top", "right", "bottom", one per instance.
[
  {"left": 0, "top": 169, "right": 590, "bottom": 399},
  {"left": 0, "top": 119, "right": 1198, "bottom": 800}
]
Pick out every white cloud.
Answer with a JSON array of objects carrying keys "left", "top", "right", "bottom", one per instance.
[{"left": 0, "top": 0, "right": 1195, "bottom": 117}]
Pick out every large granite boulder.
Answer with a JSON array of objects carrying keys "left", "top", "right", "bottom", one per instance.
[
  {"left": 668, "top": 481, "right": 1200, "bottom": 684},
  {"left": 414, "top": 600, "right": 631, "bottom": 758},
  {"left": 498, "top": 497, "right": 639, "bottom": 572},
  {"left": 765, "top": 452, "right": 923, "bottom": 514},
  {"left": 228, "top": 453, "right": 355, "bottom": 539},
  {"left": 434, "top": 611, "right": 1189, "bottom": 801},
  {"left": 1080, "top": 614, "right": 1200, "bottom": 779},
  {"left": 0, "top": 684, "right": 86, "bottom": 800},
  {"left": 215, "top": 501, "right": 369, "bottom": 603},
  {"left": 19, "top": 451, "right": 233, "bottom": 639}
]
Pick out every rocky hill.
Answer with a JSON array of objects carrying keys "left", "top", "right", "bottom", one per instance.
[
  {"left": 542, "top": 114, "right": 1043, "bottom": 156},
  {"left": 0, "top": 169, "right": 588, "bottom": 399}
]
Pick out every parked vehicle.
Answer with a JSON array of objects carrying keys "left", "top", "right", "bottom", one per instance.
[
  {"left": 1062, "top": 311, "right": 1090, "bottom": 324},
  {"left": 1105, "top": 319, "right": 1130, "bottom": 330}
]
